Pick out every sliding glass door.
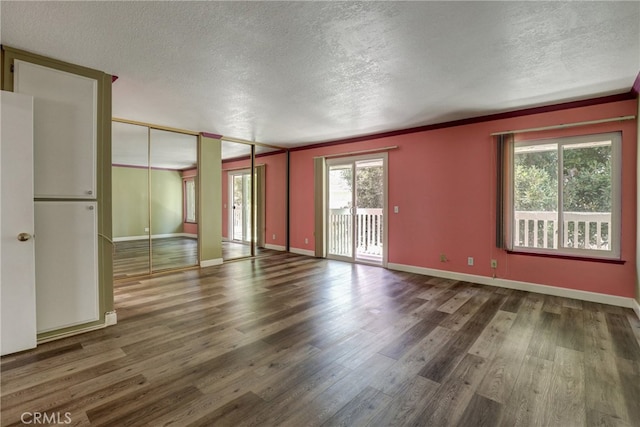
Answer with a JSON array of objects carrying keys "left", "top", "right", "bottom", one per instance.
[
  {"left": 231, "top": 170, "right": 252, "bottom": 243},
  {"left": 326, "top": 154, "right": 386, "bottom": 265}
]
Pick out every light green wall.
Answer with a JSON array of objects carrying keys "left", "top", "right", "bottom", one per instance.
[
  {"left": 199, "top": 135, "right": 222, "bottom": 263},
  {"left": 112, "top": 166, "right": 183, "bottom": 238},
  {"left": 151, "top": 169, "right": 183, "bottom": 235},
  {"left": 112, "top": 167, "right": 149, "bottom": 238}
]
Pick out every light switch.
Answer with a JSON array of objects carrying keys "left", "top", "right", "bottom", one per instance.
[{"left": 394, "top": 206, "right": 399, "bottom": 214}]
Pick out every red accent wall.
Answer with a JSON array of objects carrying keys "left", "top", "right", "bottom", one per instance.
[
  {"left": 221, "top": 153, "right": 287, "bottom": 247},
  {"left": 290, "top": 99, "right": 638, "bottom": 298}
]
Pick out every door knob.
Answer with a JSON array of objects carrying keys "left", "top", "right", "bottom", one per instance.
[{"left": 17, "top": 232, "right": 32, "bottom": 242}]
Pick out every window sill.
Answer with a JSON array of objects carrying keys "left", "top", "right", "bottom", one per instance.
[{"left": 506, "top": 250, "right": 625, "bottom": 265}]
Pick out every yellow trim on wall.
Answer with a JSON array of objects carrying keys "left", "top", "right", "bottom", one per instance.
[{"left": 199, "top": 135, "right": 223, "bottom": 263}]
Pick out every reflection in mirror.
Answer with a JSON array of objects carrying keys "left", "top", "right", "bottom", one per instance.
[
  {"left": 112, "top": 121, "right": 150, "bottom": 278},
  {"left": 221, "top": 141, "right": 288, "bottom": 261},
  {"left": 222, "top": 141, "right": 253, "bottom": 260},
  {"left": 254, "top": 145, "right": 288, "bottom": 254},
  {"left": 149, "top": 129, "right": 199, "bottom": 272}
]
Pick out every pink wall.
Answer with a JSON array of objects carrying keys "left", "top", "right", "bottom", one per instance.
[
  {"left": 181, "top": 168, "right": 198, "bottom": 235},
  {"left": 290, "top": 99, "right": 638, "bottom": 298},
  {"left": 221, "top": 153, "right": 287, "bottom": 247}
]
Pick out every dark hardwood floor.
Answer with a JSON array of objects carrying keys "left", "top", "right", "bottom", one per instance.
[{"left": 2, "top": 252, "right": 639, "bottom": 426}]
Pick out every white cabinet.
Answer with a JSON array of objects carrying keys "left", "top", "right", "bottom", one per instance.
[
  {"left": 34, "top": 202, "right": 99, "bottom": 332},
  {"left": 14, "top": 60, "right": 97, "bottom": 199}
]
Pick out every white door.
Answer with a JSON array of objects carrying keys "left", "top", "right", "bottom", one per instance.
[{"left": 0, "top": 91, "right": 37, "bottom": 355}]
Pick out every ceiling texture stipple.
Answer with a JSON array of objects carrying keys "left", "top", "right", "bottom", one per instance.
[{"left": 1, "top": 1, "right": 639, "bottom": 147}]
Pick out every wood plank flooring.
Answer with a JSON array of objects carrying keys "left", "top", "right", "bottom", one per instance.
[
  {"left": 222, "top": 241, "right": 270, "bottom": 261},
  {"left": 2, "top": 252, "right": 639, "bottom": 426},
  {"left": 113, "top": 237, "right": 198, "bottom": 278}
]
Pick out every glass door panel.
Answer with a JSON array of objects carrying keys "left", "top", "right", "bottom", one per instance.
[
  {"left": 327, "top": 164, "right": 354, "bottom": 259},
  {"left": 149, "top": 129, "right": 198, "bottom": 272},
  {"left": 243, "top": 173, "right": 253, "bottom": 242},
  {"left": 232, "top": 174, "right": 244, "bottom": 241},
  {"left": 111, "top": 121, "right": 150, "bottom": 278},
  {"left": 355, "top": 159, "right": 384, "bottom": 264},
  {"left": 230, "top": 171, "right": 252, "bottom": 244},
  {"left": 326, "top": 155, "right": 385, "bottom": 265}
]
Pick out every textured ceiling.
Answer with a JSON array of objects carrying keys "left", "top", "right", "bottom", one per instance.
[{"left": 1, "top": 1, "right": 639, "bottom": 148}]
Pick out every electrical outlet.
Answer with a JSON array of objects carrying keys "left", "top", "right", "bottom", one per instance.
[
  {"left": 144, "top": 227, "right": 149, "bottom": 232},
  {"left": 394, "top": 206, "right": 399, "bottom": 213},
  {"left": 440, "top": 254, "right": 447, "bottom": 262},
  {"left": 467, "top": 257, "right": 474, "bottom": 266},
  {"left": 491, "top": 259, "right": 498, "bottom": 268},
  {"left": 305, "top": 238, "right": 309, "bottom": 244},
  {"left": 272, "top": 234, "right": 276, "bottom": 240}
]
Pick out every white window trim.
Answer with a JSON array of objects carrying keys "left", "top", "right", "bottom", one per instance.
[{"left": 509, "top": 131, "right": 621, "bottom": 260}]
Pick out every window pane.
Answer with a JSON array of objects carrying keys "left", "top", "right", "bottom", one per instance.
[
  {"left": 561, "top": 141, "right": 612, "bottom": 251},
  {"left": 513, "top": 143, "right": 558, "bottom": 249},
  {"left": 186, "top": 179, "right": 196, "bottom": 222}
]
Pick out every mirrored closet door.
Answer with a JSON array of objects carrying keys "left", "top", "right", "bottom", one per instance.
[
  {"left": 220, "top": 140, "right": 289, "bottom": 261},
  {"left": 112, "top": 120, "right": 198, "bottom": 278},
  {"left": 222, "top": 141, "right": 254, "bottom": 260},
  {"left": 112, "top": 121, "right": 150, "bottom": 277}
]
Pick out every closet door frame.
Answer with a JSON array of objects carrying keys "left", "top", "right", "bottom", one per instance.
[
  {"left": 1, "top": 46, "right": 113, "bottom": 340},
  {"left": 112, "top": 119, "right": 200, "bottom": 275}
]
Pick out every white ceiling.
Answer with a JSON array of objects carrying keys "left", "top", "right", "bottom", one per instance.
[{"left": 1, "top": 1, "right": 639, "bottom": 148}]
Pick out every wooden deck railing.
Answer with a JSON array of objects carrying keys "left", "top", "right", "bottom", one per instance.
[
  {"left": 514, "top": 211, "right": 610, "bottom": 250},
  {"left": 329, "top": 208, "right": 383, "bottom": 257}
]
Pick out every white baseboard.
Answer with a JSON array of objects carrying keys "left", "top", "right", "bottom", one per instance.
[
  {"left": 632, "top": 298, "right": 640, "bottom": 320},
  {"left": 37, "top": 312, "right": 116, "bottom": 344},
  {"left": 201, "top": 258, "right": 223, "bottom": 268},
  {"left": 114, "top": 235, "right": 149, "bottom": 242},
  {"left": 105, "top": 311, "right": 118, "bottom": 326},
  {"left": 114, "top": 233, "right": 196, "bottom": 242},
  {"left": 290, "top": 247, "right": 315, "bottom": 257},
  {"left": 387, "top": 262, "right": 637, "bottom": 311},
  {"left": 265, "top": 243, "right": 286, "bottom": 251}
]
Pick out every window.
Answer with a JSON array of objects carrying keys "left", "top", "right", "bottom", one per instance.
[
  {"left": 184, "top": 178, "right": 196, "bottom": 223},
  {"left": 508, "top": 132, "right": 621, "bottom": 259}
]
